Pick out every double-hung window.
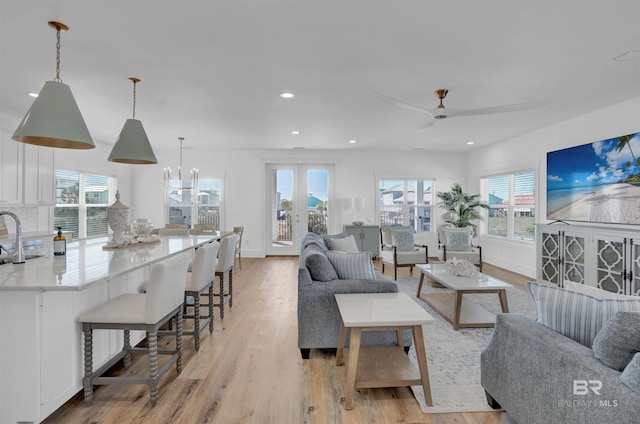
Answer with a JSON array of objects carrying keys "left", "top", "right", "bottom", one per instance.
[
  {"left": 55, "top": 170, "right": 116, "bottom": 239},
  {"left": 378, "top": 178, "right": 434, "bottom": 232},
  {"left": 484, "top": 170, "right": 535, "bottom": 241},
  {"left": 166, "top": 178, "right": 223, "bottom": 229}
]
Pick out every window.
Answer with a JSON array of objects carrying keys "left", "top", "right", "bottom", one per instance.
[
  {"left": 166, "top": 178, "right": 223, "bottom": 229},
  {"left": 484, "top": 170, "right": 535, "bottom": 241},
  {"left": 55, "top": 170, "right": 116, "bottom": 239},
  {"left": 378, "top": 178, "right": 433, "bottom": 232}
]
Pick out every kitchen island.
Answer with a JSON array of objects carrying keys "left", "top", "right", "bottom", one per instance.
[{"left": 0, "top": 234, "right": 219, "bottom": 423}]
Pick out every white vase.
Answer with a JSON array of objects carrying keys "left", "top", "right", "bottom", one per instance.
[{"left": 107, "top": 191, "right": 129, "bottom": 245}]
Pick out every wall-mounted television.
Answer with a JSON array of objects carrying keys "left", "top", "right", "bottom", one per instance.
[{"left": 547, "top": 131, "right": 640, "bottom": 225}]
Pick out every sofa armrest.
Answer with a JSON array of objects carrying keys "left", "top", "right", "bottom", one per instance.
[{"left": 481, "top": 313, "right": 639, "bottom": 424}]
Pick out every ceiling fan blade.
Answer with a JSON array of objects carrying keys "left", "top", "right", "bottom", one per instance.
[
  {"left": 370, "top": 91, "right": 435, "bottom": 116},
  {"left": 444, "top": 100, "right": 548, "bottom": 118},
  {"left": 415, "top": 119, "right": 437, "bottom": 132}
]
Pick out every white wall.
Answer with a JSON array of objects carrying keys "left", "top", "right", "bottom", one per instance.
[
  {"left": 131, "top": 148, "right": 466, "bottom": 257},
  {"left": 467, "top": 96, "right": 640, "bottom": 278}
]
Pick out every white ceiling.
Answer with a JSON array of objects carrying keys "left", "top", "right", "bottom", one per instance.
[{"left": 2, "top": 0, "right": 640, "bottom": 153}]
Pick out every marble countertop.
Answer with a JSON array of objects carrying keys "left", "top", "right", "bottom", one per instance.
[{"left": 0, "top": 234, "right": 218, "bottom": 291}]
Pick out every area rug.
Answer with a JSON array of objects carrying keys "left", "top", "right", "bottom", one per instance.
[{"left": 394, "top": 276, "right": 536, "bottom": 414}]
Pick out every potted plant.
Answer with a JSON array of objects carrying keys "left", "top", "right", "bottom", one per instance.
[{"left": 436, "top": 183, "right": 489, "bottom": 235}]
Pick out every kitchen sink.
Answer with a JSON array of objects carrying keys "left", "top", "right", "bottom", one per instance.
[{"left": 0, "top": 254, "right": 43, "bottom": 265}]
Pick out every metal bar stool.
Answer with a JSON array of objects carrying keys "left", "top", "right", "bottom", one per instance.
[{"left": 78, "top": 254, "right": 190, "bottom": 406}]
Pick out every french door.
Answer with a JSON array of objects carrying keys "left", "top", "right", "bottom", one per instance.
[{"left": 265, "top": 163, "right": 334, "bottom": 255}]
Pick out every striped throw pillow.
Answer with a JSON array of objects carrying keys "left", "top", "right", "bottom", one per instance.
[
  {"left": 326, "top": 251, "right": 376, "bottom": 280},
  {"left": 527, "top": 281, "right": 640, "bottom": 347}
]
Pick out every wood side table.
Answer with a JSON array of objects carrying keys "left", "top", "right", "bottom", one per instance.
[{"left": 334, "top": 292, "right": 435, "bottom": 410}]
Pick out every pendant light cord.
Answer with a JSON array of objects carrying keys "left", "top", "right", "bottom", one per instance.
[{"left": 132, "top": 80, "right": 137, "bottom": 119}]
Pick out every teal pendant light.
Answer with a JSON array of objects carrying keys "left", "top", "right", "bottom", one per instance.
[
  {"left": 108, "top": 77, "right": 158, "bottom": 164},
  {"left": 13, "top": 21, "right": 95, "bottom": 149}
]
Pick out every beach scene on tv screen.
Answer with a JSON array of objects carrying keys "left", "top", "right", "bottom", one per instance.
[{"left": 547, "top": 131, "right": 640, "bottom": 225}]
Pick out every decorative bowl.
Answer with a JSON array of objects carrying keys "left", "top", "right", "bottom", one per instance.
[{"left": 131, "top": 218, "right": 153, "bottom": 237}]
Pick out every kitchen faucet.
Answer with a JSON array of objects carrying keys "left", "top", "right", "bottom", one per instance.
[{"left": 0, "top": 211, "right": 25, "bottom": 264}]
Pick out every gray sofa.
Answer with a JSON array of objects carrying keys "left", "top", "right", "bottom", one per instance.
[
  {"left": 297, "top": 232, "right": 412, "bottom": 359},
  {"left": 481, "top": 313, "right": 640, "bottom": 424}
]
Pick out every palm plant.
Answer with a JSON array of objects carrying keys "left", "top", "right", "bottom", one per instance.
[
  {"left": 615, "top": 134, "right": 638, "bottom": 173},
  {"left": 437, "top": 183, "right": 489, "bottom": 234}
]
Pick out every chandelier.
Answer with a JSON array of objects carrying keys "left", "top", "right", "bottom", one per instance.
[{"left": 163, "top": 137, "right": 198, "bottom": 189}]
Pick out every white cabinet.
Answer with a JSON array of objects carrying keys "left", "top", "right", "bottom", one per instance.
[
  {"left": 0, "top": 131, "right": 23, "bottom": 204},
  {"left": 344, "top": 225, "right": 380, "bottom": 257},
  {"left": 537, "top": 224, "right": 640, "bottom": 296},
  {"left": 24, "top": 144, "right": 55, "bottom": 205}
]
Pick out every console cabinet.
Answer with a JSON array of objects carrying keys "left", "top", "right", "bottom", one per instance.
[
  {"left": 536, "top": 223, "right": 640, "bottom": 295},
  {"left": 344, "top": 225, "right": 380, "bottom": 257}
]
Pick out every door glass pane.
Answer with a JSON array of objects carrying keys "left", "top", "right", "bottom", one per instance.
[
  {"left": 197, "top": 179, "right": 221, "bottom": 229},
  {"left": 274, "top": 170, "right": 293, "bottom": 247},
  {"left": 307, "top": 169, "right": 328, "bottom": 235}
]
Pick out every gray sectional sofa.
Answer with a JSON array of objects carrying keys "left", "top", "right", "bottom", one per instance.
[
  {"left": 297, "top": 232, "right": 412, "bottom": 359},
  {"left": 481, "top": 313, "right": 640, "bottom": 424}
]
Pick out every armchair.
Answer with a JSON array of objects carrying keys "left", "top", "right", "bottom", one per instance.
[
  {"left": 436, "top": 225, "right": 482, "bottom": 272},
  {"left": 379, "top": 226, "right": 429, "bottom": 280}
]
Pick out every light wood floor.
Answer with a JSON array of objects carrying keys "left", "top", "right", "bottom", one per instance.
[{"left": 44, "top": 257, "right": 528, "bottom": 424}]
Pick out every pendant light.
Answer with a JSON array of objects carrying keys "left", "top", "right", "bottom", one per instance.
[
  {"left": 163, "top": 137, "right": 198, "bottom": 189},
  {"left": 108, "top": 77, "right": 158, "bottom": 164},
  {"left": 12, "top": 21, "right": 95, "bottom": 149}
]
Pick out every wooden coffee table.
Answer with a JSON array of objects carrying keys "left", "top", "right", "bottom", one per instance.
[
  {"left": 334, "top": 292, "right": 435, "bottom": 410},
  {"left": 416, "top": 264, "right": 512, "bottom": 330}
]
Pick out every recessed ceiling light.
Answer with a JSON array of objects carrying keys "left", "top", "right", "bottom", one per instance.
[
  {"left": 349, "top": 139, "right": 357, "bottom": 144},
  {"left": 280, "top": 92, "right": 295, "bottom": 99},
  {"left": 291, "top": 131, "right": 300, "bottom": 135},
  {"left": 28, "top": 92, "right": 39, "bottom": 98},
  {"left": 467, "top": 141, "right": 475, "bottom": 145}
]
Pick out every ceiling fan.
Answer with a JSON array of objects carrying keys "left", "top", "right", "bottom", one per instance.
[{"left": 371, "top": 89, "right": 546, "bottom": 131}]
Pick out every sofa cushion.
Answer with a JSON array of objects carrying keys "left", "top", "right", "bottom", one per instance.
[
  {"left": 322, "top": 232, "right": 348, "bottom": 247},
  {"left": 305, "top": 250, "right": 339, "bottom": 282},
  {"left": 391, "top": 229, "right": 414, "bottom": 251},
  {"left": 327, "top": 235, "right": 359, "bottom": 252},
  {"left": 527, "top": 281, "right": 640, "bottom": 347},
  {"left": 326, "top": 250, "right": 376, "bottom": 280},
  {"left": 620, "top": 353, "right": 640, "bottom": 395},
  {"left": 443, "top": 227, "right": 473, "bottom": 251},
  {"left": 592, "top": 311, "right": 640, "bottom": 370}
]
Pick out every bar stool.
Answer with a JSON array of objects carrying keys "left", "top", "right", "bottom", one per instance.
[
  {"left": 214, "top": 234, "right": 238, "bottom": 319},
  {"left": 78, "top": 254, "right": 190, "bottom": 407},
  {"left": 183, "top": 241, "right": 219, "bottom": 351}
]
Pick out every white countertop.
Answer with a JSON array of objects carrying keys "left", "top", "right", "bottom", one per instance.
[{"left": 0, "top": 234, "right": 218, "bottom": 291}]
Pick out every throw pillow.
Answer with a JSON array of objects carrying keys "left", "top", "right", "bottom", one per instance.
[
  {"left": 381, "top": 226, "right": 411, "bottom": 247},
  {"left": 326, "top": 250, "right": 376, "bottom": 280},
  {"left": 327, "top": 235, "right": 359, "bottom": 252},
  {"left": 391, "top": 229, "right": 414, "bottom": 251},
  {"left": 305, "top": 251, "right": 339, "bottom": 282},
  {"left": 322, "top": 232, "right": 348, "bottom": 246},
  {"left": 564, "top": 281, "right": 633, "bottom": 300},
  {"left": 620, "top": 353, "right": 640, "bottom": 395},
  {"left": 444, "top": 227, "right": 473, "bottom": 251},
  {"left": 592, "top": 311, "right": 640, "bottom": 370},
  {"left": 527, "top": 281, "right": 640, "bottom": 347}
]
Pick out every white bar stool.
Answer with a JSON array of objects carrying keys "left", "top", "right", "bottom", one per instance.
[
  {"left": 214, "top": 234, "right": 238, "bottom": 319},
  {"left": 78, "top": 254, "right": 190, "bottom": 407},
  {"left": 183, "top": 240, "right": 219, "bottom": 351}
]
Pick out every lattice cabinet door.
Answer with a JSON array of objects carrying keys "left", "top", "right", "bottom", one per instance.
[
  {"left": 627, "top": 240, "right": 640, "bottom": 296},
  {"left": 538, "top": 230, "right": 561, "bottom": 285},
  {"left": 562, "top": 232, "right": 586, "bottom": 285},
  {"left": 594, "top": 235, "right": 626, "bottom": 295}
]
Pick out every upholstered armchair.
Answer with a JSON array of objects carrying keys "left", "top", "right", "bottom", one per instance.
[
  {"left": 379, "top": 226, "right": 429, "bottom": 280},
  {"left": 436, "top": 225, "right": 482, "bottom": 271}
]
